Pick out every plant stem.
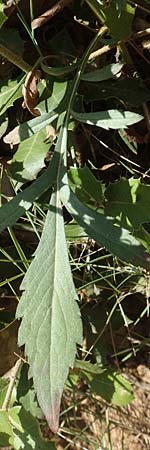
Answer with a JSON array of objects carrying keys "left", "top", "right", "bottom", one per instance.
[
  {"left": 65, "top": 25, "right": 108, "bottom": 123},
  {"left": 0, "top": 45, "right": 31, "bottom": 73},
  {"left": 2, "top": 359, "right": 22, "bottom": 411}
]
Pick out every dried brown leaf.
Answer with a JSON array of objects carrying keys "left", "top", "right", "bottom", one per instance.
[
  {"left": 22, "top": 69, "right": 41, "bottom": 117},
  {"left": 31, "top": 0, "right": 72, "bottom": 30}
]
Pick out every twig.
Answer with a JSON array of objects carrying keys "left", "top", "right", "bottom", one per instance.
[
  {"left": 89, "top": 43, "right": 115, "bottom": 61},
  {"left": 0, "top": 44, "right": 31, "bottom": 73},
  {"left": 32, "top": 0, "right": 72, "bottom": 30},
  {"left": 2, "top": 359, "right": 22, "bottom": 411}
]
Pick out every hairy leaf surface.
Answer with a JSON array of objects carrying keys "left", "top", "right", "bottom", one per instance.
[{"left": 16, "top": 128, "right": 82, "bottom": 432}]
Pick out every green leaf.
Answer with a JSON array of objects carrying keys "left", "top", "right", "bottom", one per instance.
[
  {"left": 60, "top": 178, "right": 150, "bottom": 269},
  {"left": 16, "top": 128, "right": 83, "bottom": 433},
  {"left": 103, "top": 0, "right": 135, "bottom": 40},
  {"left": 105, "top": 178, "right": 150, "bottom": 229},
  {"left": 82, "top": 78, "right": 150, "bottom": 107},
  {"left": 0, "top": 410, "right": 14, "bottom": 447},
  {"left": 0, "top": 1, "right": 7, "bottom": 28},
  {"left": 90, "top": 369, "right": 134, "bottom": 406},
  {"left": 71, "top": 110, "right": 143, "bottom": 130},
  {"left": 68, "top": 165, "right": 104, "bottom": 205},
  {"left": 65, "top": 221, "right": 87, "bottom": 242},
  {"left": 0, "top": 113, "right": 8, "bottom": 138},
  {"left": 9, "top": 407, "right": 56, "bottom": 449},
  {"left": 0, "top": 378, "right": 9, "bottom": 408},
  {"left": 115, "top": 0, "right": 127, "bottom": 16},
  {"left": 10, "top": 129, "right": 51, "bottom": 182},
  {"left": 4, "top": 111, "right": 58, "bottom": 145},
  {"left": 4, "top": 81, "right": 68, "bottom": 144},
  {"left": 81, "top": 63, "right": 123, "bottom": 82},
  {"left": 0, "top": 78, "right": 23, "bottom": 117},
  {"left": 17, "top": 365, "right": 43, "bottom": 419},
  {"left": 0, "top": 151, "right": 60, "bottom": 234},
  {"left": 85, "top": 0, "right": 105, "bottom": 22}
]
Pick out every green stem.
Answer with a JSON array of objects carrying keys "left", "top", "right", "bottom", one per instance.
[
  {"left": 65, "top": 25, "right": 108, "bottom": 125},
  {"left": 0, "top": 44, "right": 31, "bottom": 73}
]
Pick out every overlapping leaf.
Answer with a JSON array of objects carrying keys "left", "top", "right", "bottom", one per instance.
[{"left": 60, "top": 177, "right": 150, "bottom": 269}]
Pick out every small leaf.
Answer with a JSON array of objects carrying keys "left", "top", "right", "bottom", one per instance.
[
  {"left": 17, "top": 365, "right": 43, "bottom": 419},
  {"left": 81, "top": 63, "right": 123, "bottom": 82},
  {"left": 0, "top": 410, "right": 14, "bottom": 447},
  {"left": 9, "top": 407, "right": 56, "bottom": 449},
  {"left": 103, "top": 0, "right": 135, "bottom": 40},
  {"left": 90, "top": 369, "right": 134, "bottom": 406},
  {"left": 68, "top": 165, "right": 104, "bottom": 205},
  {"left": 72, "top": 110, "right": 143, "bottom": 130},
  {"left": 11, "top": 129, "right": 51, "bottom": 182},
  {"left": 105, "top": 178, "right": 150, "bottom": 229},
  {"left": 0, "top": 1, "right": 7, "bottom": 28}
]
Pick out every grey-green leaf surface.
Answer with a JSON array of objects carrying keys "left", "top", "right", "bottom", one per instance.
[
  {"left": 60, "top": 178, "right": 150, "bottom": 269},
  {"left": 81, "top": 63, "right": 123, "bottom": 82},
  {"left": 72, "top": 110, "right": 143, "bottom": 130},
  {"left": 0, "top": 151, "right": 59, "bottom": 234},
  {"left": 16, "top": 190, "right": 82, "bottom": 432},
  {"left": 11, "top": 129, "right": 51, "bottom": 182}
]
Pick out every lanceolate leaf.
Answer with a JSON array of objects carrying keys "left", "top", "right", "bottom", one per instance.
[
  {"left": 72, "top": 110, "right": 143, "bottom": 130},
  {"left": 81, "top": 63, "right": 123, "bottom": 82},
  {"left": 16, "top": 128, "right": 83, "bottom": 433},
  {"left": 60, "top": 178, "right": 150, "bottom": 270}
]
